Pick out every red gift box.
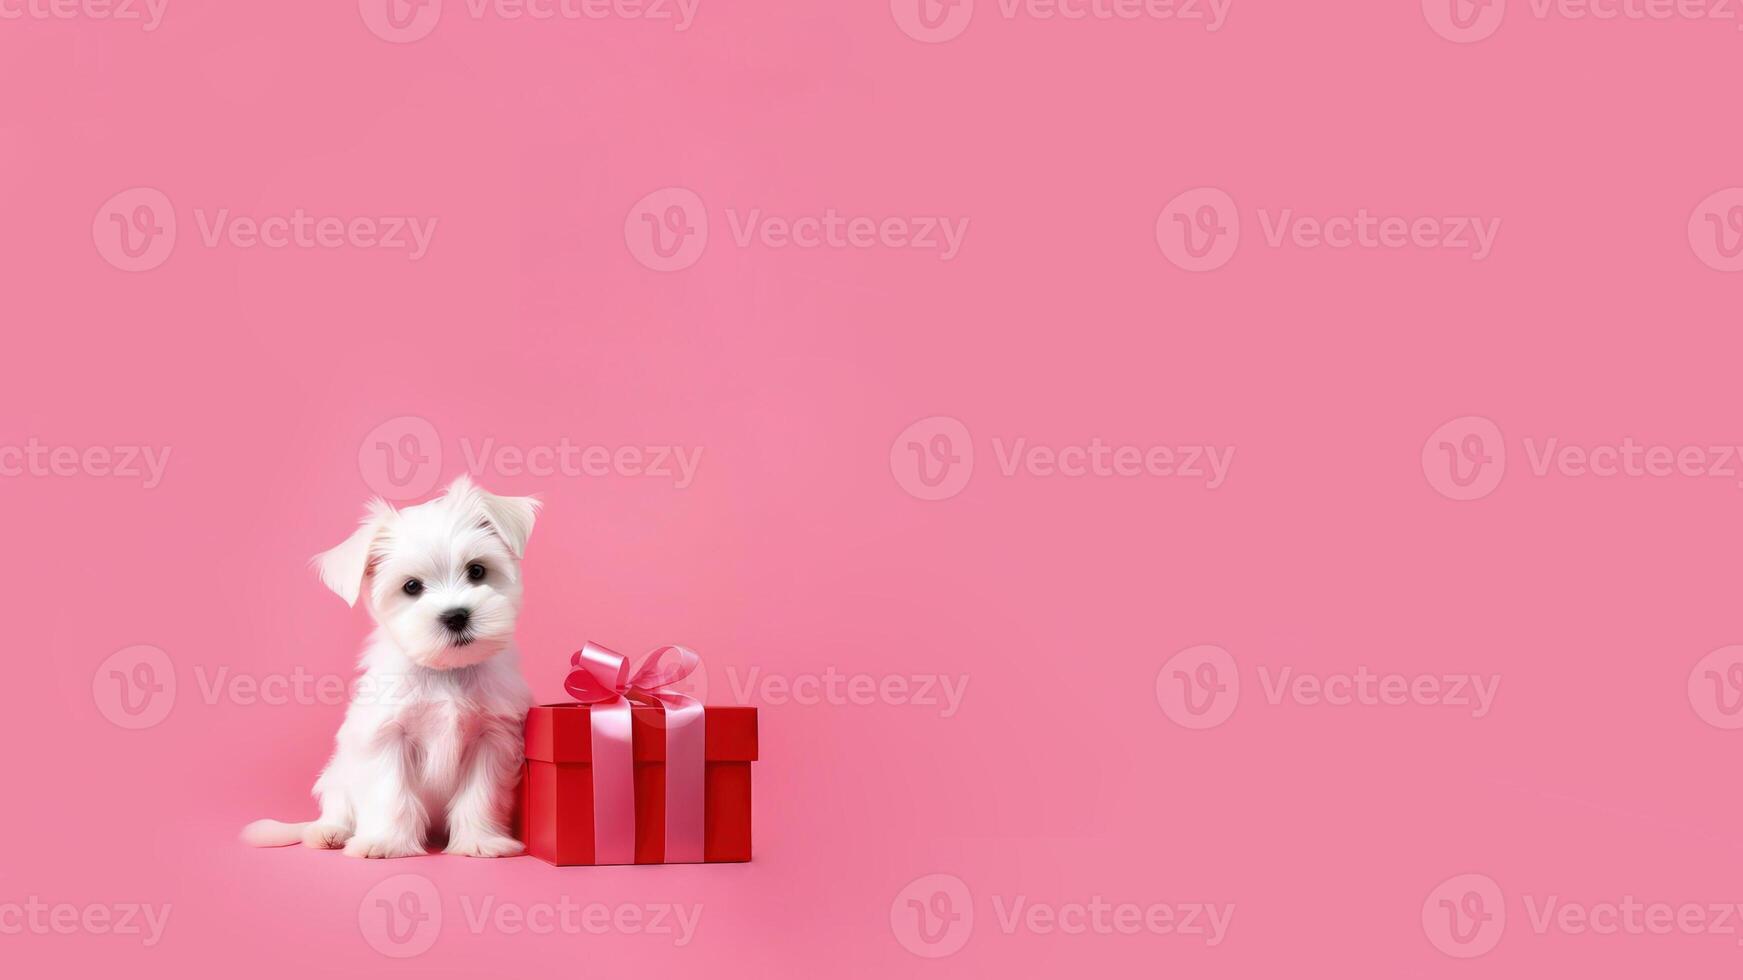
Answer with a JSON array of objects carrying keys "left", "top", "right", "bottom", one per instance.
[{"left": 519, "top": 702, "right": 758, "bottom": 866}]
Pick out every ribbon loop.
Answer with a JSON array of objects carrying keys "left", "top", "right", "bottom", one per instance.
[
  {"left": 564, "top": 643, "right": 630, "bottom": 703},
  {"left": 627, "top": 644, "right": 700, "bottom": 693}
]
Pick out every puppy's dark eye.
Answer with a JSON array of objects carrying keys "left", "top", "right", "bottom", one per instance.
[
  {"left": 403, "top": 578, "right": 423, "bottom": 597},
  {"left": 466, "top": 563, "right": 487, "bottom": 582}
]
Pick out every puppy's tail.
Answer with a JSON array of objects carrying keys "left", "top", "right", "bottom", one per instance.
[{"left": 240, "top": 819, "right": 309, "bottom": 847}]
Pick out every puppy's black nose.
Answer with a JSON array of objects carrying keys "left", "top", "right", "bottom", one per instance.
[{"left": 439, "top": 608, "right": 471, "bottom": 633}]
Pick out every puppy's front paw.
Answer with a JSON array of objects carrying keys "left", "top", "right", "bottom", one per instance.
[
  {"left": 343, "top": 836, "right": 425, "bottom": 859},
  {"left": 445, "top": 835, "right": 525, "bottom": 858},
  {"left": 302, "top": 823, "right": 352, "bottom": 849}
]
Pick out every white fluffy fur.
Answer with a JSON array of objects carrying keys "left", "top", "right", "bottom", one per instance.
[{"left": 241, "top": 476, "right": 537, "bottom": 858}]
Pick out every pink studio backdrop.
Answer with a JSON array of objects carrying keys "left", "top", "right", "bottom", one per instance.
[{"left": 5, "top": 0, "right": 1743, "bottom": 976}]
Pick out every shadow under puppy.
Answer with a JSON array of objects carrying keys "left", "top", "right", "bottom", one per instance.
[{"left": 243, "top": 476, "right": 537, "bottom": 858}]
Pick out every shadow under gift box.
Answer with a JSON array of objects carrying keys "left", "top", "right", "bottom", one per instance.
[{"left": 517, "top": 703, "right": 758, "bottom": 866}]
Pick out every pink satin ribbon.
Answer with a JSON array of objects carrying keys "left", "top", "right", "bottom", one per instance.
[{"left": 563, "top": 642, "right": 706, "bottom": 865}]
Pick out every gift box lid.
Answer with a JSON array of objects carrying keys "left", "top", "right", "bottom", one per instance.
[{"left": 525, "top": 703, "right": 758, "bottom": 763}]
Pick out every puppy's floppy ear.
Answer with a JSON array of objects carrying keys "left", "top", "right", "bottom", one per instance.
[
  {"left": 480, "top": 491, "right": 540, "bottom": 558},
  {"left": 313, "top": 501, "right": 393, "bottom": 606},
  {"left": 445, "top": 474, "right": 540, "bottom": 558}
]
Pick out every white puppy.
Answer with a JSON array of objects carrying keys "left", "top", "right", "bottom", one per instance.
[{"left": 242, "top": 476, "right": 536, "bottom": 858}]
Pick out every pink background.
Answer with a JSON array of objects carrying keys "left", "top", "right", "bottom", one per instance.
[{"left": 5, "top": 0, "right": 1743, "bottom": 975}]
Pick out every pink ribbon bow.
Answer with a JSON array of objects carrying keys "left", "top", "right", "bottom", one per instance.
[{"left": 563, "top": 642, "right": 706, "bottom": 865}]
